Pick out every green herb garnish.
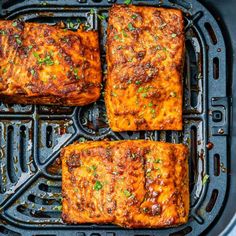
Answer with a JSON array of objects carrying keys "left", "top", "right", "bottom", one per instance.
[
  {"left": 128, "top": 23, "right": 135, "bottom": 31},
  {"left": 97, "top": 14, "right": 107, "bottom": 21},
  {"left": 202, "top": 174, "right": 209, "bottom": 185},
  {"left": 124, "top": 0, "right": 132, "bottom": 4},
  {"left": 122, "top": 29, "right": 128, "bottom": 37},
  {"left": 124, "top": 189, "right": 132, "bottom": 197},
  {"left": 30, "top": 69, "right": 35, "bottom": 76},
  {"left": 91, "top": 165, "right": 97, "bottom": 171},
  {"left": 131, "top": 14, "right": 138, "bottom": 19},
  {"left": 54, "top": 205, "right": 62, "bottom": 211},
  {"left": 114, "top": 35, "right": 119, "bottom": 40},
  {"left": 12, "top": 22, "right": 17, "bottom": 27},
  {"left": 171, "top": 33, "right": 177, "bottom": 38},
  {"left": 94, "top": 181, "right": 103, "bottom": 191},
  {"left": 138, "top": 87, "right": 144, "bottom": 93}
]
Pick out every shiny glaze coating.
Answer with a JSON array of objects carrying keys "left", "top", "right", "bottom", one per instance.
[
  {"left": 0, "top": 20, "right": 101, "bottom": 106},
  {"left": 62, "top": 140, "right": 189, "bottom": 228},
  {"left": 105, "top": 5, "right": 185, "bottom": 131}
]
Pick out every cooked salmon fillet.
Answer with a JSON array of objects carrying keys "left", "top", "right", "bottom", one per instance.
[
  {"left": 0, "top": 20, "right": 101, "bottom": 106},
  {"left": 62, "top": 140, "right": 189, "bottom": 228},
  {"left": 105, "top": 5, "right": 185, "bottom": 131}
]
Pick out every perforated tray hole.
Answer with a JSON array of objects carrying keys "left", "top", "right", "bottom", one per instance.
[
  {"left": 19, "top": 125, "right": 27, "bottom": 173},
  {"left": 7, "top": 125, "right": 17, "bottom": 183},
  {"left": 169, "top": 226, "right": 192, "bottom": 236},
  {"left": 204, "top": 22, "right": 217, "bottom": 45},
  {"left": 206, "top": 189, "right": 219, "bottom": 212},
  {"left": 46, "top": 126, "right": 53, "bottom": 148},
  {"left": 214, "top": 154, "right": 220, "bottom": 176},
  {"left": 189, "top": 126, "right": 197, "bottom": 193},
  {"left": 28, "top": 194, "right": 60, "bottom": 205},
  {"left": 184, "top": 36, "right": 201, "bottom": 109},
  {"left": 0, "top": 226, "right": 21, "bottom": 236},
  {"left": 38, "top": 183, "right": 61, "bottom": 193},
  {"left": 17, "top": 204, "right": 59, "bottom": 218},
  {"left": 213, "top": 57, "right": 219, "bottom": 79},
  {"left": 168, "top": 0, "right": 192, "bottom": 9}
]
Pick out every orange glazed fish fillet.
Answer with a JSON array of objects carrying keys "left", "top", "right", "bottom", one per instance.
[
  {"left": 0, "top": 20, "right": 101, "bottom": 106},
  {"left": 105, "top": 5, "right": 185, "bottom": 131},
  {"left": 62, "top": 140, "right": 189, "bottom": 228}
]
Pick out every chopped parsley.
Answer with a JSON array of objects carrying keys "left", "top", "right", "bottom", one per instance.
[
  {"left": 138, "top": 87, "right": 144, "bottom": 93},
  {"left": 16, "top": 38, "right": 22, "bottom": 45},
  {"left": 28, "top": 45, "right": 33, "bottom": 49},
  {"left": 170, "top": 91, "right": 177, "bottom": 97},
  {"left": 202, "top": 174, "right": 209, "bottom": 185},
  {"left": 90, "top": 8, "right": 95, "bottom": 14},
  {"left": 128, "top": 23, "right": 135, "bottom": 31},
  {"left": 171, "top": 33, "right": 177, "bottom": 38},
  {"left": 78, "top": 137, "right": 86, "bottom": 142},
  {"left": 151, "top": 109, "right": 155, "bottom": 114},
  {"left": 154, "top": 159, "right": 161, "bottom": 163},
  {"left": 148, "top": 102, "right": 153, "bottom": 107},
  {"left": 135, "top": 80, "right": 141, "bottom": 85},
  {"left": 97, "top": 14, "right": 107, "bottom": 21},
  {"left": 124, "top": 0, "right": 132, "bottom": 4},
  {"left": 12, "top": 22, "right": 17, "bottom": 27},
  {"left": 94, "top": 181, "right": 103, "bottom": 191},
  {"left": 91, "top": 165, "right": 97, "bottom": 171},
  {"left": 122, "top": 29, "right": 128, "bottom": 37},
  {"left": 114, "top": 35, "right": 120, "bottom": 40},
  {"left": 142, "top": 93, "right": 147, "bottom": 98},
  {"left": 33, "top": 52, "right": 54, "bottom": 66},
  {"left": 124, "top": 189, "right": 132, "bottom": 197},
  {"left": 0, "top": 30, "right": 6, "bottom": 35},
  {"left": 30, "top": 69, "right": 35, "bottom": 76},
  {"left": 131, "top": 14, "right": 138, "bottom": 19},
  {"left": 53, "top": 205, "right": 62, "bottom": 211},
  {"left": 73, "top": 68, "right": 80, "bottom": 79}
]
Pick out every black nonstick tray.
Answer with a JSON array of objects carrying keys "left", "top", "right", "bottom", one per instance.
[{"left": 0, "top": 0, "right": 233, "bottom": 235}]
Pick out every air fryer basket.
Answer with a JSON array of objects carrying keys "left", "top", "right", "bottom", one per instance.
[{"left": 0, "top": 0, "right": 232, "bottom": 235}]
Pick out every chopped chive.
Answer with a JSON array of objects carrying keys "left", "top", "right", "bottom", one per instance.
[
  {"left": 142, "top": 93, "right": 147, "bottom": 98},
  {"left": 12, "top": 22, "right": 17, "bottom": 27},
  {"left": 171, "top": 33, "right": 177, "bottom": 38},
  {"left": 131, "top": 14, "right": 138, "bottom": 19},
  {"left": 135, "top": 81, "right": 141, "bottom": 85},
  {"left": 148, "top": 102, "right": 153, "bottom": 107}
]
